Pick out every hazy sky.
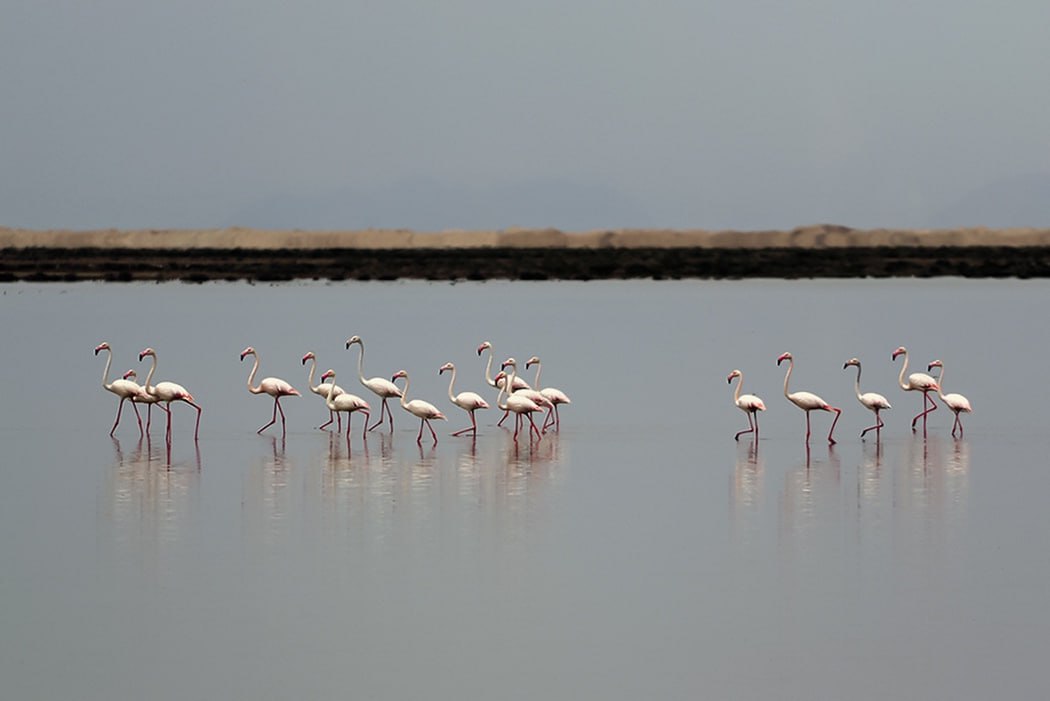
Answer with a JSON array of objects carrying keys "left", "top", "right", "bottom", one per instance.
[{"left": 3, "top": 1, "right": 1049, "bottom": 231}]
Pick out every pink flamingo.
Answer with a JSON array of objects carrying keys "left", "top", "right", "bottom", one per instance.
[
  {"left": 892, "top": 346, "right": 938, "bottom": 435},
  {"left": 526, "top": 356, "right": 572, "bottom": 431},
  {"left": 302, "top": 351, "right": 345, "bottom": 431},
  {"left": 843, "top": 358, "right": 891, "bottom": 440},
  {"left": 390, "top": 370, "right": 447, "bottom": 444},
  {"left": 94, "top": 342, "right": 146, "bottom": 436},
  {"left": 240, "top": 346, "right": 300, "bottom": 435},
  {"left": 927, "top": 360, "right": 973, "bottom": 437},
  {"left": 139, "top": 347, "right": 202, "bottom": 442},
  {"left": 346, "top": 335, "right": 402, "bottom": 432},
  {"left": 123, "top": 369, "right": 165, "bottom": 434},
  {"left": 439, "top": 362, "right": 490, "bottom": 437},
  {"left": 477, "top": 341, "right": 530, "bottom": 427},
  {"left": 319, "top": 369, "right": 371, "bottom": 440},
  {"left": 727, "top": 369, "right": 765, "bottom": 441},
  {"left": 494, "top": 363, "right": 544, "bottom": 441},
  {"left": 777, "top": 352, "right": 841, "bottom": 445}
]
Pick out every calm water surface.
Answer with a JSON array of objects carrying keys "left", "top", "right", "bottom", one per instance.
[{"left": 1, "top": 280, "right": 1048, "bottom": 700}]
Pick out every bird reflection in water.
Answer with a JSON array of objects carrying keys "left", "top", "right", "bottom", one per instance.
[
  {"left": 729, "top": 438, "right": 763, "bottom": 544},
  {"left": 779, "top": 444, "right": 841, "bottom": 544},
  {"left": 901, "top": 435, "right": 970, "bottom": 532}
]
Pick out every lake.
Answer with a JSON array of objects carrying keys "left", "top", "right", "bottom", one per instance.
[{"left": 1, "top": 279, "right": 1047, "bottom": 699}]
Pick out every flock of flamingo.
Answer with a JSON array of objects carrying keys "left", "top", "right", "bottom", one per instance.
[
  {"left": 728, "top": 346, "right": 973, "bottom": 444},
  {"left": 93, "top": 338, "right": 572, "bottom": 445}
]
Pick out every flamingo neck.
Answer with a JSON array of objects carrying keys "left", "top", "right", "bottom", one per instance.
[
  {"left": 246, "top": 354, "right": 262, "bottom": 393},
  {"left": 482, "top": 347, "right": 497, "bottom": 388},
  {"left": 897, "top": 351, "right": 909, "bottom": 390},
  {"left": 306, "top": 356, "right": 318, "bottom": 390},
  {"left": 445, "top": 366, "right": 457, "bottom": 402},
  {"left": 397, "top": 374, "right": 410, "bottom": 408},
  {"left": 497, "top": 366, "right": 515, "bottom": 410},
  {"left": 143, "top": 354, "right": 157, "bottom": 396},
  {"left": 100, "top": 348, "right": 114, "bottom": 389},
  {"left": 932, "top": 365, "right": 947, "bottom": 399},
  {"left": 325, "top": 372, "right": 339, "bottom": 407},
  {"left": 782, "top": 359, "right": 793, "bottom": 399},
  {"left": 732, "top": 374, "right": 742, "bottom": 404},
  {"left": 353, "top": 342, "right": 367, "bottom": 385},
  {"left": 852, "top": 365, "right": 863, "bottom": 401},
  {"left": 532, "top": 362, "right": 543, "bottom": 388}
]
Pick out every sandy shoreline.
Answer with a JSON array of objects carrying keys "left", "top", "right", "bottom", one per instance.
[{"left": 4, "top": 225, "right": 1050, "bottom": 280}]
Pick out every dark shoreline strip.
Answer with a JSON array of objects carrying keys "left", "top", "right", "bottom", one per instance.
[{"left": 3, "top": 246, "right": 1049, "bottom": 282}]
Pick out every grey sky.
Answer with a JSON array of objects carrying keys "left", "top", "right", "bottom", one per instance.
[{"left": 3, "top": 1, "right": 1049, "bottom": 230}]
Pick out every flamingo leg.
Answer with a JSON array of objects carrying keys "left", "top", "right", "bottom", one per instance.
[
  {"left": 860, "top": 409, "right": 884, "bottom": 439},
  {"left": 131, "top": 402, "right": 144, "bottom": 435},
  {"left": 319, "top": 410, "right": 334, "bottom": 431},
  {"left": 182, "top": 400, "right": 202, "bottom": 441},
  {"left": 276, "top": 397, "right": 288, "bottom": 431},
  {"left": 753, "top": 411, "right": 759, "bottom": 440},
  {"left": 528, "top": 413, "right": 542, "bottom": 440},
  {"left": 146, "top": 404, "right": 152, "bottom": 432},
  {"left": 734, "top": 411, "right": 755, "bottom": 441},
  {"left": 165, "top": 402, "right": 174, "bottom": 444},
  {"left": 805, "top": 411, "right": 812, "bottom": 443},
  {"left": 497, "top": 409, "right": 511, "bottom": 427},
  {"left": 337, "top": 411, "right": 342, "bottom": 432},
  {"left": 368, "top": 400, "right": 386, "bottom": 432},
  {"left": 257, "top": 399, "right": 279, "bottom": 434},
  {"left": 109, "top": 397, "right": 127, "bottom": 437},
  {"left": 541, "top": 406, "right": 554, "bottom": 433},
  {"left": 387, "top": 400, "right": 395, "bottom": 432},
  {"left": 452, "top": 410, "right": 477, "bottom": 437},
  {"left": 512, "top": 413, "right": 521, "bottom": 440},
  {"left": 425, "top": 418, "right": 439, "bottom": 444},
  {"left": 416, "top": 418, "right": 425, "bottom": 444},
  {"left": 826, "top": 407, "right": 841, "bottom": 445},
  {"left": 360, "top": 410, "right": 370, "bottom": 440}
]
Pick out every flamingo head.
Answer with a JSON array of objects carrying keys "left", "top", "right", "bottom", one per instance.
[
  {"left": 843, "top": 357, "right": 860, "bottom": 370},
  {"left": 320, "top": 369, "right": 335, "bottom": 382},
  {"left": 391, "top": 370, "right": 408, "bottom": 381},
  {"left": 239, "top": 346, "right": 255, "bottom": 362},
  {"left": 138, "top": 348, "right": 155, "bottom": 361},
  {"left": 123, "top": 369, "right": 137, "bottom": 380},
  {"left": 476, "top": 341, "right": 491, "bottom": 356},
  {"left": 892, "top": 346, "right": 907, "bottom": 360},
  {"left": 301, "top": 351, "right": 315, "bottom": 365},
  {"left": 494, "top": 371, "right": 507, "bottom": 385},
  {"left": 501, "top": 357, "right": 517, "bottom": 371},
  {"left": 927, "top": 359, "right": 943, "bottom": 371},
  {"left": 94, "top": 342, "right": 110, "bottom": 355},
  {"left": 776, "top": 352, "right": 792, "bottom": 366},
  {"left": 439, "top": 362, "right": 454, "bottom": 375},
  {"left": 345, "top": 335, "right": 362, "bottom": 349},
  {"left": 526, "top": 355, "right": 541, "bottom": 369},
  {"left": 727, "top": 369, "right": 741, "bottom": 384}
]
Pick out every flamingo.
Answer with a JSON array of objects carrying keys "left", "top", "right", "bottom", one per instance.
[
  {"left": 477, "top": 341, "right": 530, "bottom": 427},
  {"left": 138, "top": 347, "right": 202, "bottom": 442},
  {"left": 892, "top": 346, "right": 939, "bottom": 435},
  {"left": 777, "top": 352, "right": 841, "bottom": 445},
  {"left": 927, "top": 360, "right": 973, "bottom": 437},
  {"left": 302, "top": 351, "right": 345, "bottom": 431},
  {"left": 390, "top": 370, "right": 447, "bottom": 444},
  {"left": 240, "top": 347, "right": 299, "bottom": 435},
  {"left": 319, "top": 369, "right": 371, "bottom": 440},
  {"left": 439, "top": 362, "right": 490, "bottom": 436},
  {"left": 494, "top": 363, "right": 544, "bottom": 442},
  {"left": 346, "top": 335, "right": 403, "bottom": 432},
  {"left": 526, "top": 356, "right": 572, "bottom": 431},
  {"left": 843, "top": 358, "right": 892, "bottom": 440},
  {"left": 123, "top": 369, "right": 165, "bottom": 434},
  {"left": 94, "top": 342, "right": 146, "bottom": 436},
  {"left": 727, "top": 369, "right": 765, "bottom": 441}
]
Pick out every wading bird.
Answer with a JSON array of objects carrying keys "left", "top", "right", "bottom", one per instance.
[
  {"left": 526, "top": 356, "right": 572, "bottom": 431},
  {"left": 302, "top": 351, "right": 344, "bottom": 431},
  {"left": 240, "top": 347, "right": 299, "bottom": 435},
  {"left": 139, "top": 347, "right": 202, "bottom": 442},
  {"left": 843, "top": 358, "right": 891, "bottom": 440},
  {"left": 927, "top": 360, "right": 973, "bottom": 437},
  {"left": 319, "top": 369, "right": 371, "bottom": 441},
  {"left": 94, "top": 342, "right": 145, "bottom": 436},
  {"left": 439, "top": 362, "right": 489, "bottom": 437},
  {"left": 727, "top": 369, "right": 765, "bottom": 441},
  {"left": 390, "top": 370, "right": 447, "bottom": 444},
  {"left": 346, "top": 335, "right": 402, "bottom": 432},
  {"left": 892, "top": 346, "right": 939, "bottom": 436},
  {"left": 495, "top": 365, "right": 544, "bottom": 442},
  {"left": 777, "top": 352, "right": 841, "bottom": 445}
]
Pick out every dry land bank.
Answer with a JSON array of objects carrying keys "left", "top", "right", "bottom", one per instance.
[{"left": 3, "top": 225, "right": 1050, "bottom": 281}]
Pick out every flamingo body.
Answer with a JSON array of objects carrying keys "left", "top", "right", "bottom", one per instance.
[
  {"left": 777, "top": 352, "right": 841, "bottom": 445},
  {"left": 302, "top": 351, "right": 345, "bottom": 431},
  {"left": 391, "top": 370, "right": 447, "bottom": 444},
  {"left": 843, "top": 357, "right": 890, "bottom": 439},
  {"left": 346, "top": 336, "right": 403, "bottom": 432},
  {"left": 892, "top": 346, "right": 939, "bottom": 435},
  {"left": 495, "top": 362, "right": 544, "bottom": 441},
  {"left": 240, "top": 346, "right": 299, "bottom": 435},
  {"left": 526, "top": 356, "right": 571, "bottom": 431},
  {"left": 927, "top": 359, "right": 973, "bottom": 437},
  {"left": 94, "top": 342, "right": 145, "bottom": 436},
  {"left": 139, "top": 347, "right": 202, "bottom": 442},
  {"left": 440, "top": 362, "right": 489, "bottom": 437},
  {"left": 727, "top": 369, "right": 765, "bottom": 441},
  {"left": 319, "top": 369, "right": 371, "bottom": 440}
]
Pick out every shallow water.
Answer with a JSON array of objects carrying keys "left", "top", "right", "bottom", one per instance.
[{"left": 1, "top": 280, "right": 1048, "bottom": 699}]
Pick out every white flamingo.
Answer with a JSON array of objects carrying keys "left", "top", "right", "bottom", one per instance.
[
  {"left": 727, "top": 369, "right": 765, "bottom": 441},
  {"left": 526, "top": 356, "right": 572, "bottom": 431},
  {"left": 94, "top": 342, "right": 145, "bottom": 436},
  {"left": 777, "top": 352, "right": 841, "bottom": 445},
  {"left": 138, "top": 347, "right": 202, "bottom": 442},
  {"left": 346, "top": 335, "right": 403, "bottom": 432},
  {"left": 927, "top": 360, "right": 973, "bottom": 437},
  {"left": 843, "top": 357, "right": 891, "bottom": 440},
  {"left": 477, "top": 341, "right": 530, "bottom": 427},
  {"left": 390, "top": 369, "right": 447, "bottom": 444},
  {"left": 892, "top": 346, "right": 939, "bottom": 435},
  {"left": 240, "top": 346, "right": 300, "bottom": 435},
  {"left": 123, "top": 369, "right": 165, "bottom": 434},
  {"left": 302, "top": 351, "right": 345, "bottom": 431},
  {"left": 495, "top": 363, "right": 544, "bottom": 442},
  {"left": 319, "top": 369, "right": 371, "bottom": 440},
  {"left": 439, "top": 362, "right": 490, "bottom": 437}
]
